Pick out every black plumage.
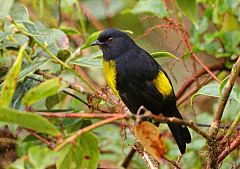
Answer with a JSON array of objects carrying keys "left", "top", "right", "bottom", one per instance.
[{"left": 90, "top": 29, "right": 191, "bottom": 154}]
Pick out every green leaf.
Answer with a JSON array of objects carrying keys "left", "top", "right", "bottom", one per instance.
[
  {"left": 28, "top": 146, "right": 59, "bottom": 169},
  {"left": 22, "top": 78, "right": 65, "bottom": 106},
  {"left": 0, "top": 0, "right": 14, "bottom": 14},
  {"left": 0, "top": 106, "right": 60, "bottom": 136},
  {"left": 81, "top": 31, "right": 101, "bottom": 50},
  {"left": 56, "top": 132, "right": 99, "bottom": 169},
  {"left": 57, "top": 49, "right": 72, "bottom": 62},
  {"left": 0, "top": 43, "right": 27, "bottom": 107},
  {"left": 219, "top": 31, "right": 240, "bottom": 54},
  {"left": 71, "top": 51, "right": 179, "bottom": 68},
  {"left": 70, "top": 51, "right": 102, "bottom": 68},
  {"left": 0, "top": 59, "right": 48, "bottom": 89},
  {"left": 23, "top": 22, "right": 69, "bottom": 50},
  {"left": 123, "top": 0, "right": 168, "bottom": 18},
  {"left": 176, "top": 0, "right": 198, "bottom": 28},
  {"left": 19, "top": 59, "right": 49, "bottom": 80},
  {"left": 45, "top": 94, "right": 61, "bottom": 110},
  {"left": 7, "top": 157, "right": 25, "bottom": 169},
  {"left": 56, "top": 143, "right": 77, "bottom": 169},
  {"left": 73, "top": 59, "right": 102, "bottom": 68},
  {"left": 191, "top": 83, "right": 240, "bottom": 104},
  {"left": 219, "top": 76, "right": 229, "bottom": 97},
  {"left": 221, "top": 12, "right": 240, "bottom": 31},
  {"left": 151, "top": 51, "right": 179, "bottom": 60},
  {"left": 60, "top": 26, "right": 81, "bottom": 35},
  {"left": 10, "top": 4, "right": 29, "bottom": 23},
  {"left": 82, "top": 30, "right": 134, "bottom": 50},
  {"left": 17, "top": 135, "right": 42, "bottom": 156},
  {"left": 78, "top": 133, "right": 99, "bottom": 169}
]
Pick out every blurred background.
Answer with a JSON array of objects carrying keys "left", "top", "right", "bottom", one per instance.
[{"left": 0, "top": 0, "right": 239, "bottom": 168}]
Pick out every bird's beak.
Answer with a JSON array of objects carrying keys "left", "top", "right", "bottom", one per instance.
[{"left": 90, "top": 40, "right": 101, "bottom": 46}]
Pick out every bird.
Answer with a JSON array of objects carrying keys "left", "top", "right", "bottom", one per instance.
[{"left": 90, "top": 29, "right": 191, "bottom": 154}]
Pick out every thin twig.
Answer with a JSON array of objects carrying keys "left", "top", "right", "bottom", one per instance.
[
  {"left": 218, "top": 135, "right": 240, "bottom": 163},
  {"left": 39, "top": 112, "right": 119, "bottom": 119},
  {"left": 121, "top": 148, "right": 136, "bottom": 168},
  {"left": 12, "top": 19, "right": 96, "bottom": 91},
  {"left": 57, "top": 0, "right": 62, "bottom": 27},
  {"left": 55, "top": 114, "right": 127, "bottom": 151},
  {"left": 209, "top": 56, "right": 240, "bottom": 136},
  {"left": 222, "top": 110, "right": 240, "bottom": 142},
  {"left": 176, "top": 61, "right": 224, "bottom": 99},
  {"left": 177, "top": 74, "right": 213, "bottom": 105},
  {"left": 133, "top": 143, "right": 158, "bottom": 169},
  {"left": 39, "top": 112, "right": 236, "bottom": 130},
  {"left": 143, "top": 114, "right": 211, "bottom": 140},
  {"left": 25, "top": 129, "right": 55, "bottom": 149},
  {"left": 207, "top": 56, "right": 240, "bottom": 168},
  {"left": 79, "top": 2, "right": 105, "bottom": 30}
]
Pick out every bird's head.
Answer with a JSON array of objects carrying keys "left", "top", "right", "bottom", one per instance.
[{"left": 90, "top": 29, "right": 136, "bottom": 60}]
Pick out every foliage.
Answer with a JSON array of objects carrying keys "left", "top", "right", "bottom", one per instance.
[{"left": 0, "top": 0, "right": 239, "bottom": 169}]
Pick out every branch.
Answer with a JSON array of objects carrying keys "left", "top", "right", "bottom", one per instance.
[
  {"left": 133, "top": 143, "right": 158, "bottom": 169},
  {"left": 176, "top": 61, "right": 224, "bottom": 99},
  {"left": 39, "top": 112, "right": 119, "bottom": 119},
  {"left": 207, "top": 56, "right": 240, "bottom": 169},
  {"left": 222, "top": 110, "right": 240, "bottom": 142},
  {"left": 25, "top": 128, "right": 55, "bottom": 149},
  {"left": 218, "top": 135, "right": 240, "bottom": 163},
  {"left": 209, "top": 56, "right": 240, "bottom": 136},
  {"left": 79, "top": 2, "right": 105, "bottom": 30},
  {"left": 177, "top": 74, "right": 213, "bottom": 105},
  {"left": 55, "top": 114, "right": 127, "bottom": 151},
  {"left": 35, "top": 70, "right": 125, "bottom": 112},
  {"left": 121, "top": 148, "right": 136, "bottom": 168},
  {"left": 35, "top": 70, "right": 90, "bottom": 94},
  {"left": 143, "top": 114, "right": 211, "bottom": 140},
  {"left": 11, "top": 19, "right": 96, "bottom": 91},
  {"left": 142, "top": 18, "right": 221, "bottom": 83}
]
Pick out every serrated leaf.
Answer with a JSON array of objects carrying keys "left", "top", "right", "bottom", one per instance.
[
  {"left": 176, "top": 0, "right": 198, "bottom": 28},
  {"left": 0, "top": 43, "right": 26, "bottom": 107},
  {"left": 22, "top": 78, "right": 65, "bottom": 106},
  {"left": 23, "top": 22, "right": 69, "bottom": 50},
  {"left": 123, "top": 0, "right": 168, "bottom": 18},
  {"left": 28, "top": 146, "right": 59, "bottom": 169},
  {"left": 134, "top": 121, "right": 166, "bottom": 162},
  {"left": 0, "top": 106, "right": 60, "bottom": 136}
]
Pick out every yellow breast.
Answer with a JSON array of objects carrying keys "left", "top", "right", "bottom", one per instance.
[
  {"left": 152, "top": 71, "right": 172, "bottom": 98},
  {"left": 102, "top": 60, "right": 120, "bottom": 98}
]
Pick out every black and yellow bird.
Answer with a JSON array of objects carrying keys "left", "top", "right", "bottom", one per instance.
[{"left": 90, "top": 29, "right": 191, "bottom": 154}]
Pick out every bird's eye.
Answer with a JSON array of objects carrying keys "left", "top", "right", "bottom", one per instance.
[{"left": 108, "top": 37, "right": 113, "bottom": 41}]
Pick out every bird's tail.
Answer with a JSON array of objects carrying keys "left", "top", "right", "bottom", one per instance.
[{"left": 166, "top": 108, "right": 191, "bottom": 154}]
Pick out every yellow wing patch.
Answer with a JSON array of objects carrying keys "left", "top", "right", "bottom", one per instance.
[
  {"left": 153, "top": 71, "right": 172, "bottom": 98},
  {"left": 102, "top": 60, "right": 120, "bottom": 98}
]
